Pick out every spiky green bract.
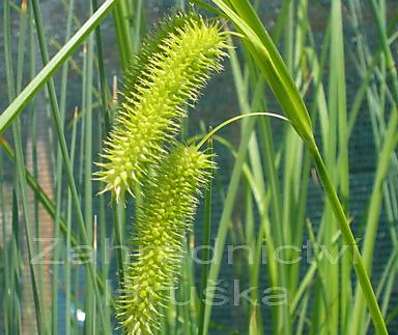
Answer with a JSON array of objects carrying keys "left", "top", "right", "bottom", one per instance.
[
  {"left": 95, "top": 14, "right": 226, "bottom": 200},
  {"left": 117, "top": 145, "right": 214, "bottom": 335}
]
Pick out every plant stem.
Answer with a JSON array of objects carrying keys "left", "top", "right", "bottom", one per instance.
[{"left": 310, "top": 143, "right": 388, "bottom": 335}]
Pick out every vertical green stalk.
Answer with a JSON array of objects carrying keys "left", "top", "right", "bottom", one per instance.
[
  {"left": 92, "top": 0, "right": 111, "bottom": 131},
  {"left": 311, "top": 144, "right": 388, "bottom": 335},
  {"left": 349, "top": 0, "right": 398, "bottom": 333},
  {"left": 30, "top": 0, "right": 106, "bottom": 326},
  {"left": 0, "top": 149, "right": 13, "bottom": 335},
  {"left": 4, "top": 1, "right": 46, "bottom": 333},
  {"left": 65, "top": 111, "right": 78, "bottom": 335},
  {"left": 198, "top": 140, "right": 213, "bottom": 335},
  {"left": 52, "top": 1, "right": 75, "bottom": 332},
  {"left": 28, "top": 4, "right": 40, "bottom": 242},
  {"left": 83, "top": 8, "right": 95, "bottom": 330},
  {"left": 113, "top": 0, "right": 133, "bottom": 70},
  {"left": 2, "top": 5, "right": 17, "bottom": 333},
  {"left": 350, "top": 113, "right": 398, "bottom": 334},
  {"left": 132, "top": 0, "right": 144, "bottom": 54},
  {"left": 229, "top": 39, "right": 290, "bottom": 333},
  {"left": 92, "top": 0, "right": 113, "bottom": 329},
  {"left": 323, "top": 1, "right": 349, "bottom": 333}
]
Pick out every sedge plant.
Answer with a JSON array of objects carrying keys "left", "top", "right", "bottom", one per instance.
[
  {"left": 1, "top": 1, "right": 398, "bottom": 335},
  {"left": 95, "top": 13, "right": 227, "bottom": 200},
  {"left": 97, "top": 12, "right": 227, "bottom": 334}
]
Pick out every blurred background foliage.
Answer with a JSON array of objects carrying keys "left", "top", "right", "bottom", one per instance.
[{"left": 0, "top": 0, "right": 398, "bottom": 334}]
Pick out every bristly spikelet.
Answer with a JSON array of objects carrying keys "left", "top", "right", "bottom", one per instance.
[
  {"left": 95, "top": 14, "right": 227, "bottom": 200},
  {"left": 123, "top": 12, "right": 201, "bottom": 96},
  {"left": 117, "top": 145, "right": 214, "bottom": 335}
]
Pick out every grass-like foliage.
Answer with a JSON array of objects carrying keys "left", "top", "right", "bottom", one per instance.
[
  {"left": 2, "top": 1, "right": 397, "bottom": 334},
  {"left": 117, "top": 145, "right": 214, "bottom": 334},
  {"left": 95, "top": 13, "right": 227, "bottom": 201}
]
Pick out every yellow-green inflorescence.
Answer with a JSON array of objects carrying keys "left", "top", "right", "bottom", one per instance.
[
  {"left": 95, "top": 13, "right": 227, "bottom": 200},
  {"left": 117, "top": 145, "right": 214, "bottom": 334}
]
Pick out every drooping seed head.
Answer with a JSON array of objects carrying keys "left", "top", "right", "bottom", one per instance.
[
  {"left": 117, "top": 145, "right": 214, "bottom": 335},
  {"left": 95, "top": 13, "right": 226, "bottom": 201}
]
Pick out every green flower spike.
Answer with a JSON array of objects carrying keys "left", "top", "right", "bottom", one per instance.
[
  {"left": 95, "top": 14, "right": 226, "bottom": 200},
  {"left": 117, "top": 145, "right": 214, "bottom": 335}
]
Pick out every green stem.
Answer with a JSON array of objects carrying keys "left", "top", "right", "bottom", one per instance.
[
  {"left": 196, "top": 112, "right": 288, "bottom": 150},
  {"left": 310, "top": 143, "right": 388, "bottom": 335}
]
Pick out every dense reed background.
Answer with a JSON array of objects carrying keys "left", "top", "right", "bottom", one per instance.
[{"left": 0, "top": 0, "right": 397, "bottom": 334}]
